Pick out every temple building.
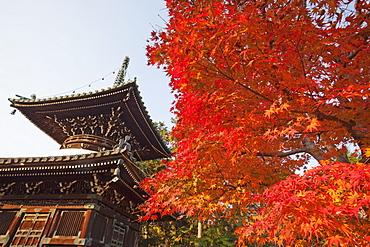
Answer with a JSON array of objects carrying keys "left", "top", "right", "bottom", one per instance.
[{"left": 0, "top": 58, "right": 170, "bottom": 247}]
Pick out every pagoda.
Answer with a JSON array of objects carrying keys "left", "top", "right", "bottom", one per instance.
[{"left": 0, "top": 58, "right": 170, "bottom": 247}]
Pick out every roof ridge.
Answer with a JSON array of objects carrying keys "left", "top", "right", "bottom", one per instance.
[
  {"left": 0, "top": 149, "right": 122, "bottom": 165},
  {"left": 9, "top": 80, "right": 136, "bottom": 104}
]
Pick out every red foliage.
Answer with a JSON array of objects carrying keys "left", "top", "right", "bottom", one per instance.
[
  {"left": 236, "top": 162, "right": 370, "bottom": 246},
  {"left": 140, "top": 0, "right": 370, "bottom": 245}
]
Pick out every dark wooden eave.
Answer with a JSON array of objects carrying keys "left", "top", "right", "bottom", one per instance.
[
  {"left": 8, "top": 81, "right": 171, "bottom": 161},
  {"left": 0, "top": 149, "right": 147, "bottom": 204}
]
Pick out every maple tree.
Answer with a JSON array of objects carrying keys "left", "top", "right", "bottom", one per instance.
[
  {"left": 139, "top": 123, "right": 237, "bottom": 246},
  {"left": 236, "top": 160, "right": 370, "bottom": 246},
  {"left": 140, "top": 0, "right": 370, "bottom": 245}
]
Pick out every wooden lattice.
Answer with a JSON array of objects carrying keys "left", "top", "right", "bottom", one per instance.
[{"left": 10, "top": 213, "right": 49, "bottom": 247}]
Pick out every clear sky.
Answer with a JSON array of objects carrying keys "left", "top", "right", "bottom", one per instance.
[{"left": 0, "top": 0, "right": 173, "bottom": 157}]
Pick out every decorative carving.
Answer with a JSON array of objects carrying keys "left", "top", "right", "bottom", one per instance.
[
  {"left": 113, "top": 190, "right": 125, "bottom": 205},
  {"left": 50, "top": 107, "right": 141, "bottom": 152},
  {"left": 51, "top": 107, "right": 130, "bottom": 139},
  {"left": 0, "top": 175, "right": 138, "bottom": 214},
  {"left": 114, "top": 135, "right": 132, "bottom": 152},
  {"left": 113, "top": 167, "right": 121, "bottom": 177},
  {"left": 0, "top": 182, "right": 16, "bottom": 195},
  {"left": 84, "top": 174, "right": 138, "bottom": 213},
  {"left": 25, "top": 181, "right": 43, "bottom": 195},
  {"left": 57, "top": 180, "right": 77, "bottom": 194},
  {"left": 89, "top": 174, "right": 108, "bottom": 196},
  {"left": 114, "top": 136, "right": 137, "bottom": 162}
]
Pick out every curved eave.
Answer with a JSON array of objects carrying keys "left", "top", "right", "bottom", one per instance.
[
  {"left": 9, "top": 81, "right": 171, "bottom": 161},
  {"left": 9, "top": 81, "right": 132, "bottom": 105},
  {"left": 127, "top": 83, "right": 172, "bottom": 159},
  {"left": 0, "top": 149, "right": 143, "bottom": 181},
  {"left": 0, "top": 149, "right": 120, "bottom": 166},
  {"left": 8, "top": 82, "right": 133, "bottom": 146},
  {"left": 0, "top": 149, "right": 148, "bottom": 202}
]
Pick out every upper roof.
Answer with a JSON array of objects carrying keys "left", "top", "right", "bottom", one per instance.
[{"left": 9, "top": 80, "right": 171, "bottom": 161}]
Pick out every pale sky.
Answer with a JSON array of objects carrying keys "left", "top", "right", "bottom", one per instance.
[{"left": 0, "top": 1, "right": 173, "bottom": 157}]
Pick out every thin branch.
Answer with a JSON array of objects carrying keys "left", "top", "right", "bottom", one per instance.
[
  {"left": 235, "top": 81, "right": 274, "bottom": 102},
  {"left": 257, "top": 148, "right": 308, "bottom": 158},
  {"left": 257, "top": 137, "right": 326, "bottom": 163},
  {"left": 314, "top": 109, "right": 367, "bottom": 142}
]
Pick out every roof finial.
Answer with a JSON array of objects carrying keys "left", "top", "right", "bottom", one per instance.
[{"left": 114, "top": 56, "right": 130, "bottom": 86}]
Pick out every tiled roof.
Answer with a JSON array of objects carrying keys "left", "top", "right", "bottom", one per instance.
[
  {"left": 0, "top": 149, "right": 148, "bottom": 201},
  {"left": 10, "top": 81, "right": 131, "bottom": 104},
  {"left": 8, "top": 81, "right": 171, "bottom": 161},
  {"left": 0, "top": 149, "right": 121, "bottom": 165}
]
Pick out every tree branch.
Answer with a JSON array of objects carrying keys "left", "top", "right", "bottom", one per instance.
[
  {"left": 314, "top": 109, "right": 367, "bottom": 142},
  {"left": 257, "top": 148, "right": 308, "bottom": 158},
  {"left": 257, "top": 137, "right": 326, "bottom": 163}
]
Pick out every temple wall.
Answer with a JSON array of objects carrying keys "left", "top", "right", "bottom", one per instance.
[{"left": 0, "top": 202, "right": 139, "bottom": 247}]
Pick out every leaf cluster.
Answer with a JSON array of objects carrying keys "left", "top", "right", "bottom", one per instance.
[
  {"left": 237, "top": 161, "right": 370, "bottom": 246},
  {"left": 141, "top": 0, "right": 370, "bottom": 245}
]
